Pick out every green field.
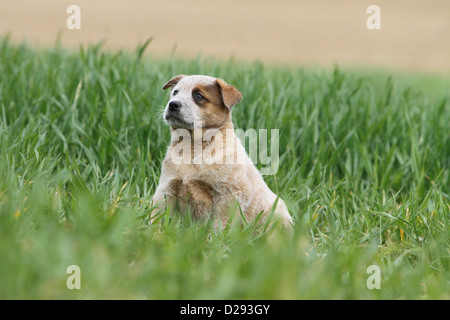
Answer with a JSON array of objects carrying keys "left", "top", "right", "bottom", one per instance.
[{"left": 0, "top": 37, "right": 449, "bottom": 299}]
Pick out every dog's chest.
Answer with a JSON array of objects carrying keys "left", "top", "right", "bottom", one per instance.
[
  {"left": 168, "top": 178, "right": 221, "bottom": 217},
  {"left": 163, "top": 158, "right": 238, "bottom": 216}
]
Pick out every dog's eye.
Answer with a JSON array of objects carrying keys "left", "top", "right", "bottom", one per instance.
[
  {"left": 173, "top": 90, "right": 179, "bottom": 96},
  {"left": 194, "top": 92, "right": 205, "bottom": 101}
]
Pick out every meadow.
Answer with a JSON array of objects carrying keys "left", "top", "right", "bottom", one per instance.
[{"left": 0, "top": 37, "right": 449, "bottom": 299}]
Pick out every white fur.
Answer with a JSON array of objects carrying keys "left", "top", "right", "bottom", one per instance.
[{"left": 153, "top": 75, "right": 294, "bottom": 230}]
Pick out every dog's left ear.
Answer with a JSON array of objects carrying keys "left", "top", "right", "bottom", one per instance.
[
  {"left": 216, "top": 79, "right": 242, "bottom": 110},
  {"left": 163, "top": 74, "right": 186, "bottom": 90}
]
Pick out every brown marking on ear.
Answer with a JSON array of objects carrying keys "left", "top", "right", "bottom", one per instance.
[
  {"left": 216, "top": 79, "right": 242, "bottom": 109},
  {"left": 163, "top": 74, "right": 186, "bottom": 90}
]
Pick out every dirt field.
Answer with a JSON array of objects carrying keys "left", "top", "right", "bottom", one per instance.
[{"left": 1, "top": 0, "right": 450, "bottom": 73}]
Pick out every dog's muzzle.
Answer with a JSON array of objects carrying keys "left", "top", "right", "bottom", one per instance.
[{"left": 164, "top": 101, "right": 193, "bottom": 129}]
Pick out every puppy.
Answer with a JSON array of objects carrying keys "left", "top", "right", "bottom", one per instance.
[{"left": 151, "top": 75, "right": 293, "bottom": 229}]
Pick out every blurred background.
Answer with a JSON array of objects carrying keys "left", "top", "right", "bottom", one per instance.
[{"left": 1, "top": 0, "right": 450, "bottom": 73}]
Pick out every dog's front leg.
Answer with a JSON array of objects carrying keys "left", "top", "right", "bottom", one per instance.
[{"left": 148, "top": 181, "right": 175, "bottom": 225}]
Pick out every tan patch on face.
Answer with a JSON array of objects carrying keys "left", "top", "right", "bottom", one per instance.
[{"left": 192, "top": 82, "right": 231, "bottom": 129}]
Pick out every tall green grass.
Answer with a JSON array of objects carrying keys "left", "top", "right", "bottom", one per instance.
[{"left": 0, "top": 37, "right": 449, "bottom": 299}]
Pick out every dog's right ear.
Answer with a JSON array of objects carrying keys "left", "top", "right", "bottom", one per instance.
[{"left": 163, "top": 75, "right": 186, "bottom": 90}]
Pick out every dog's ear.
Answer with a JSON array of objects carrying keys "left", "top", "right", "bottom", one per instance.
[
  {"left": 163, "top": 75, "right": 186, "bottom": 90},
  {"left": 216, "top": 78, "right": 242, "bottom": 110}
]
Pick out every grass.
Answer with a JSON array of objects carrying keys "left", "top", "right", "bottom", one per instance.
[{"left": 0, "top": 36, "right": 449, "bottom": 299}]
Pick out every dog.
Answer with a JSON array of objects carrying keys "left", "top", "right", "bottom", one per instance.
[{"left": 150, "top": 74, "right": 293, "bottom": 230}]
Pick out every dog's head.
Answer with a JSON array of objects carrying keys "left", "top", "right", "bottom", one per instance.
[{"left": 162, "top": 75, "right": 242, "bottom": 130}]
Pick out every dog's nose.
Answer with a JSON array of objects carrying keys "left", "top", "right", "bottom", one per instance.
[{"left": 169, "top": 101, "right": 182, "bottom": 112}]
